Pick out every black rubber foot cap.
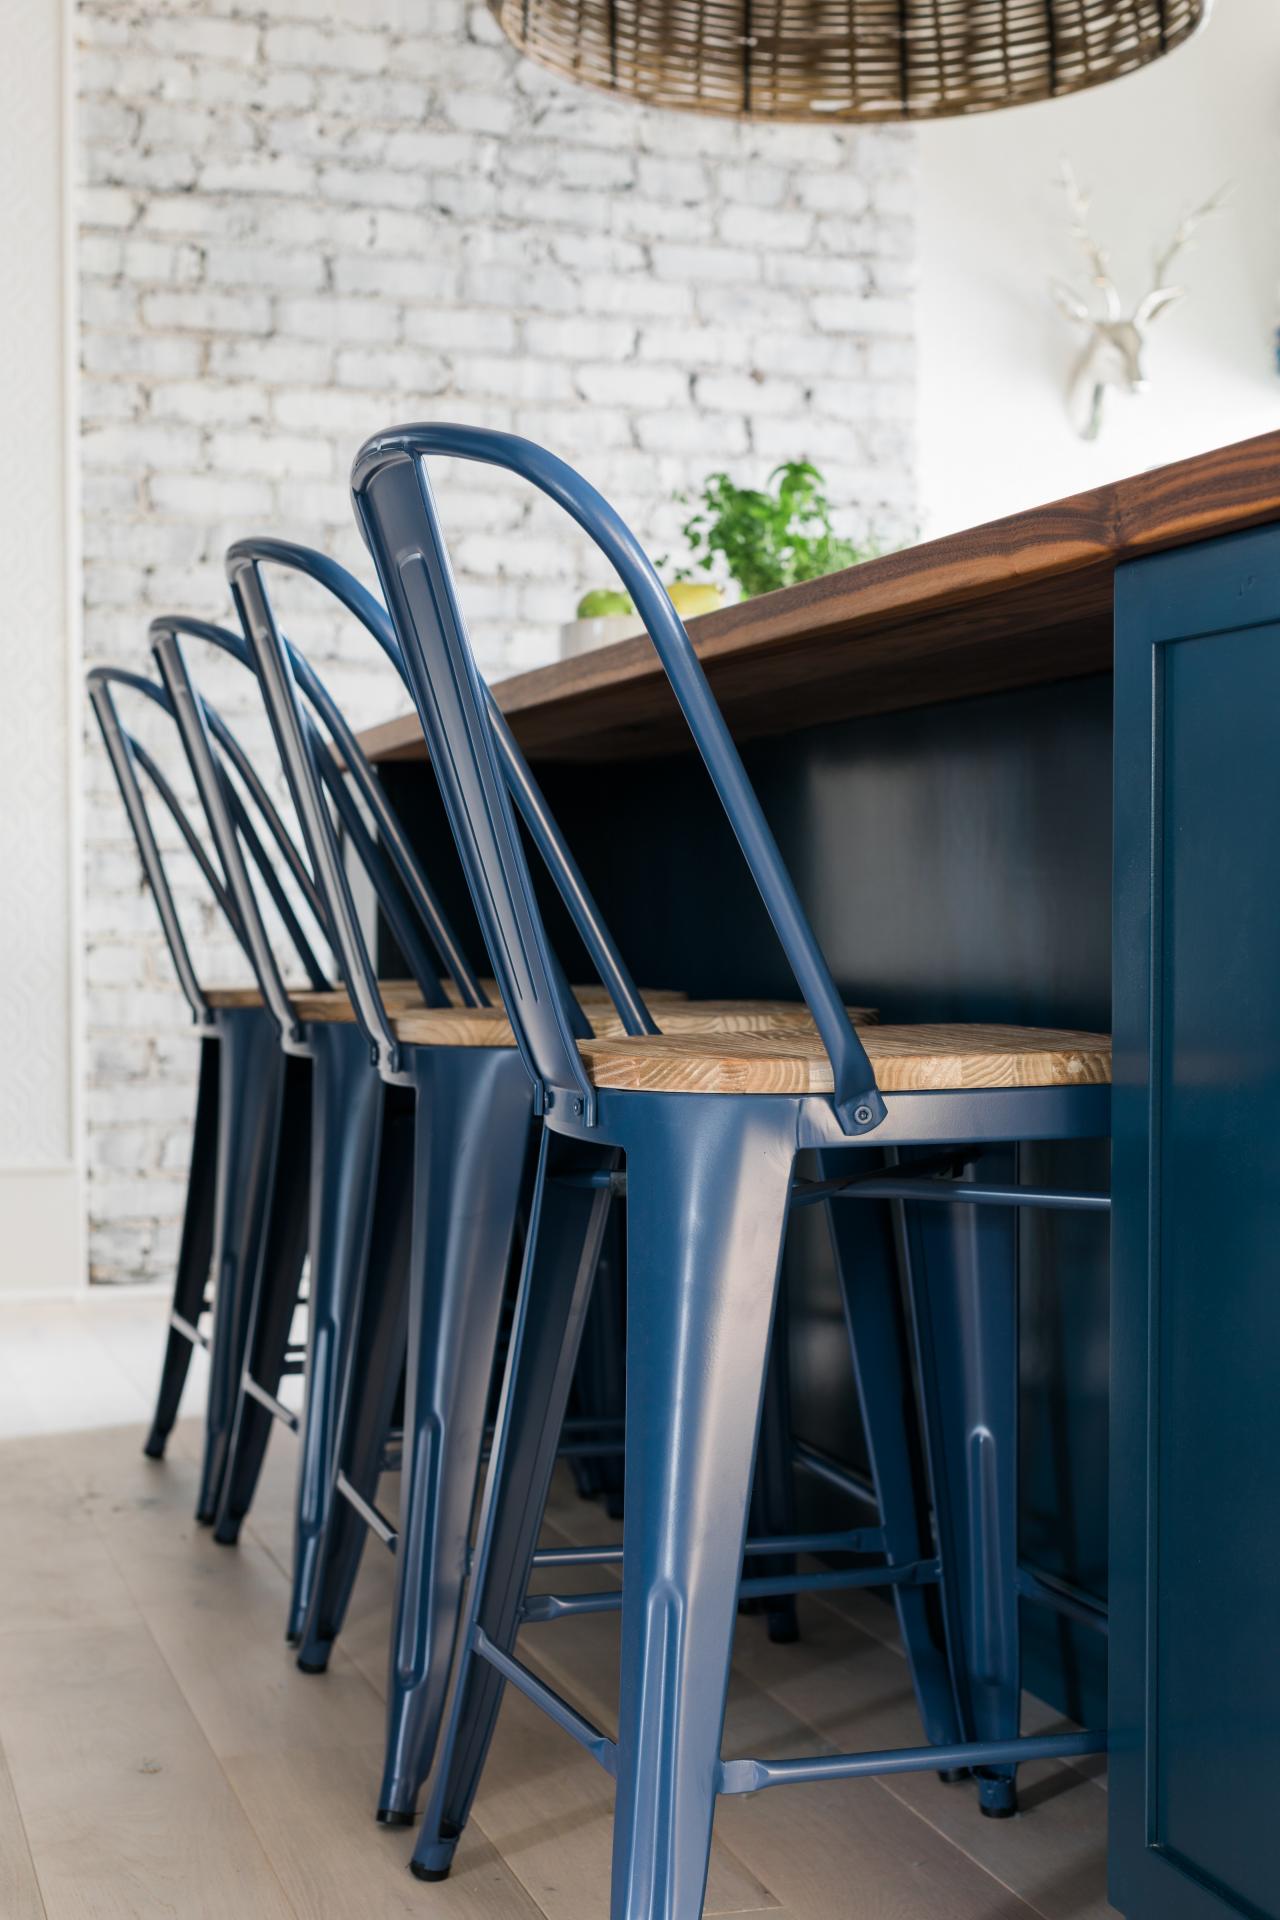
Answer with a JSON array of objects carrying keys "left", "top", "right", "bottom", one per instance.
[
  {"left": 296, "top": 1655, "right": 328, "bottom": 1676},
  {"left": 194, "top": 1510, "right": 215, "bottom": 1528},
  {"left": 377, "top": 1808, "right": 415, "bottom": 1829},
  {"left": 212, "top": 1527, "right": 238, "bottom": 1547},
  {"left": 980, "top": 1800, "right": 1018, "bottom": 1820},
  {"left": 143, "top": 1439, "right": 166, "bottom": 1460},
  {"left": 410, "top": 1862, "right": 450, "bottom": 1882},
  {"left": 767, "top": 1616, "right": 801, "bottom": 1646},
  {"left": 937, "top": 1768, "right": 968, "bottom": 1785}
]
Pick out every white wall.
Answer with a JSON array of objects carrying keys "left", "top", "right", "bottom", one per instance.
[
  {"left": 917, "top": 0, "right": 1280, "bottom": 537},
  {"left": 0, "top": 0, "right": 84, "bottom": 1294},
  {"left": 76, "top": 0, "right": 917, "bottom": 1281}
]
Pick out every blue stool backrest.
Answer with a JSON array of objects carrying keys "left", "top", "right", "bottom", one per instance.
[
  {"left": 150, "top": 610, "right": 468, "bottom": 1052},
  {"left": 350, "top": 424, "right": 886, "bottom": 1134},
  {"left": 87, "top": 665, "right": 327, "bottom": 1029},
  {"left": 225, "top": 537, "right": 654, "bottom": 1079}
]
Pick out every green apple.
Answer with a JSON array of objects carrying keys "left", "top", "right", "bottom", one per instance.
[
  {"left": 666, "top": 579, "right": 725, "bottom": 619},
  {"left": 576, "top": 588, "right": 634, "bottom": 619}
]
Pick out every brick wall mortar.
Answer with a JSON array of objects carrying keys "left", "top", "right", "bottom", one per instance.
[{"left": 77, "top": 0, "right": 917, "bottom": 1280}]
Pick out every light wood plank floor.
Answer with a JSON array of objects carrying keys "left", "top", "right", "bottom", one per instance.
[{"left": 0, "top": 1295, "right": 1113, "bottom": 1919}]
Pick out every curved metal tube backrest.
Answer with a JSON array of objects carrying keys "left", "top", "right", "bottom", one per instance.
[
  {"left": 149, "top": 620, "right": 334, "bottom": 1047},
  {"left": 106, "top": 659, "right": 331, "bottom": 993},
  {"left": 224, "top": 541, "right": 481, "bottom": 1045},
  {"left": 351, "top": 424, "right": 886, "bottom": 1134},
  {"left": 228, "top": 537, "right": 654, "bottom": 1039},
  {"left": 223, "top": 559, "right": 411, "bottom": 1070},
  {"left": 87, "top": 666, "right": 319, "bottom": 1026},
  {"left": 219, "top": 540, "right": 482, "bottom": 1006},
  {"left": 222, "top": 541, "right": 652, "bottom": 1082},
  {"left": 149, "top": 613, "right": 455, "bottom": 1052}
]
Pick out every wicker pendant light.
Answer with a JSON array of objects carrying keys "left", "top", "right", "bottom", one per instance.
[{"left": 489, "top": 0, "right": 1208, "bottom": 123}]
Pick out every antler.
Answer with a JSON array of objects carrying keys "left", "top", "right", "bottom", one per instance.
[
  {"left": 1058, "top": 159, "right": 1122, "bottom": 320},
  {"left": 1135, "top": 182, "right": 1231, "bottom": 327},
  {"left": 1150, "top": 183, "right": 1232, "bottom": 291}
]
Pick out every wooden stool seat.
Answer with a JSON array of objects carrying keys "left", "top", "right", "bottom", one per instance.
[
  {"left": 444, "top": 978, "right": 689, "bottom": 1007},
  {"left": 628, "top": 998, "right": 877, "bottom": 1034},
  {"left": 391, "top": 998, "right": 882, "bottom": 1049},
  {"left": 576, "top": 1023, "right": 1112, "bottom": 1097},
  {"left": 203, "top": 986, "right": 268, "bottom": 1009},
  {"left": 203, "top": 980, "right": 425, "bottom": 1017},
  {"left": 205, "top": 981, "right": 694, "bottom": 1022}
]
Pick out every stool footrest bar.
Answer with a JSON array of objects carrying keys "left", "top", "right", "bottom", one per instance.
[
  {"left": 170, "top": 1310, "right": 208, "bottom": 1351},
  {"left": 528, "top": 1524, "right": 886, "bottom": 1572},
  {"left": 522, "top": 1558, "right": 936, "bottom": 1623},
  {"left": 719, "top": 1728, "right": 1107, "bottom": 1796},
  {"left": 472, "top": 1628, "right": 616, "bottom": 1774},
  {"left": 791, "top": 1149, "right": 967, "bottom": 1207},
  {"left": 243, "top": 1374, "right": 299, "bottom": 1431},
  {"left": 792, "top": 1440, "right": 877, "bottom": 1510},
  {"left": 740, "top": 1559, "right": 937, "bottom": 1601},
  {"left": 818, "top": 1177, "right": 1110, "bottom": 1212},
  {"left": 1017, "top": 1564, "right": 1108, "bottom": 1634},
  {"left": 551, "top": 1169, "right": 627, "bottom": 1195},
  {"left": 335, "top": 1470, "right": 398, "bottom": 1550}
]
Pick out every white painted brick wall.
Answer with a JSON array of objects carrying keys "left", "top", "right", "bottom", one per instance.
[{"left": 77, "top": 0, "right": 917, "bottom": 1282}]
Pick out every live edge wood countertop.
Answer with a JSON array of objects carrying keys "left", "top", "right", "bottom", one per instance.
[{"left": 358, "top": 429, "right": 1280, "bottom": 768}]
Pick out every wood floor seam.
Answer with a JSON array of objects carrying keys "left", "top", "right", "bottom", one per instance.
[{"left": 0, "top": 1734, "right": 50, "bottom": 1920}]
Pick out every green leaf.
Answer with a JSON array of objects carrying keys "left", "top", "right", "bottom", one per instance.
[{"left": 671, "top": 461, "right": 881, "bottom": 599}]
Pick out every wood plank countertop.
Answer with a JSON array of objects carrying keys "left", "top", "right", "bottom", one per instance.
[{"left": 358, "top": 429, "right": 1280, "bottom": 767}]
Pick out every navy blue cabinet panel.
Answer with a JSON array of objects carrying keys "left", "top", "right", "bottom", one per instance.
[{"left": 1112, "top": 526, "right": 1280, "bottom": 1920}]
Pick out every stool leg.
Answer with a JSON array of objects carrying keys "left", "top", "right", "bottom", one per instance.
[
  {"left": 145, "top": 1034, "right": 219, "bottom": 1460},
  {"left": 296, "top": 1092, "right": 415, "bottom": 1672},
  {"left": 567, "top": 1204, "right": 627, "bottom": 1517},
  {"left": 412, "top": 1129, "right": 617, "bottom": 1881},
  {"left": 820, "top": 1166, "right": 962, "bottom": 1752},
  {"left": 196, "top": 1010, "right": 285, "bottom": 1525},
  {"left": 902, "top": 1148, "right": 1021, "bottom": 1816},
  {"left": 213, "top": 1053, "right": 313, "bottom": 1544},
  {"left": 610, "top": 1100, "right": 794, "bottom": 1920},
  {"left": 746, "top": 1291, "right": 800, "bottom": 1645},
  {"left": 377, "top": 1047, "right": 534, "bottom": 1824},
  {"left": 287, "top": 1026, "right": 385, "bottom": 1643}
]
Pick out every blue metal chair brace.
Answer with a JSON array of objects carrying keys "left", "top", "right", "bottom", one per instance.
[
  {"left": 90, "top": 665, "right": 331, "bottom": 1001},
  {"left": 149, "top": 614, "right": 467, "bottom": 1042},
  {"left": 226, "top": 536, "right": 655, "bottom": 1079},
  {"left": 349, "top": 423, "right": 1111, "bottom": 1905},
  {"left": 219, "top": 537, "right": 649, "bottom": 1821},
  {"left": 87, "top": 666, "right": 323, "bottom": 1523}
]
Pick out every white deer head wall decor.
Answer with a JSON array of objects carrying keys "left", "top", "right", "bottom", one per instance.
[{"left": 1051, "top": 161, "right": 1229, "bottom": 441}]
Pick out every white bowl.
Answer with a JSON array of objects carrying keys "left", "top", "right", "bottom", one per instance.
[{"left": 558, "top": 613, "right": 645, "bottom": 660}]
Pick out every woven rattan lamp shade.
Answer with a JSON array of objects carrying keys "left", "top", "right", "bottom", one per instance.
[{"left": 489, "top": 0, "right": 1208, "bottom": 122}]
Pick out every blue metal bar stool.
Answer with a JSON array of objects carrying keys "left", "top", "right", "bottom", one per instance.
[
  {"left": 226, "top": 538, "right": 693, "bottom": 1823},
  {"left": 87, "top": 666, "right": 331, "bottom": 1523},
  {"left": 225, "top": 539, "right": 874, "bottom": 1819},
  {"left": 349, "top": 423, "right": 1112, "bottom": 1906},
  {"left": 150, "top": 609, "right": 482, "bottom": 1640}
]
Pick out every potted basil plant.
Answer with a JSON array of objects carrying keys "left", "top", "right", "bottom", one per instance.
[{"left": 561, "top": 461, "right": 876, "bottom": 659}]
